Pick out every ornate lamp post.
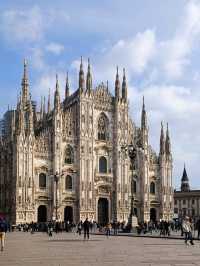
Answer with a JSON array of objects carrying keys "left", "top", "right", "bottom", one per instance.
[
  {"left": 121, "top": 142, "right": 137, "bottom": 231},
  {"left": 54, "top": 172, "right": 60, "bottom": 221}
]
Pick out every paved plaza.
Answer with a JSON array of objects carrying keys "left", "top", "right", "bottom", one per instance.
[{"left": 1, "top": 232, "right": 200, "bottom": 266}]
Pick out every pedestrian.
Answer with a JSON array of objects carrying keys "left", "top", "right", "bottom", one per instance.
[
  {"left": 48, "top": 221, "right": 53, "bottom": 237},
  {"left": 77, "top": 221, "right": 82, "bottom": 235},
  {"left": 105, "top": 223, "right": 112, "bottom": 238},
  {"left": 182, "top": 216, "right": 194, "bottom": 245},
  {"left": 83, "top": 218, "right": 90, "bottom": 240},
  {"left": 196, "top": 219, "right": 200, "bottom": 239},
  {"left": 0, "top": 218, "right": 8, "bottom": 251}
]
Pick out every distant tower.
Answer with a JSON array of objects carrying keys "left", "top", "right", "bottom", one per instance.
[{"left": 181, "top": 165, "right": 190, "bottom": 192}]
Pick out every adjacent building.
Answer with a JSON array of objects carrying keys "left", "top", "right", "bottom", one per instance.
[
  {"left": 0, "top": 59, "right": 173, "bottom": 224},
  {"left": 174, "top": 166, "right": 200, "bottom": 219}
]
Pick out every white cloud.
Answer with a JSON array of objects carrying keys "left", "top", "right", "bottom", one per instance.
[
  {"left": 46, "top": 43, "right": 64, "bottom": 55},
  {"left": 0, "top": 5, "right": 70, "bottom": 45},
  {"left": 0, "top": 6, "right": 44, "bottom": 43}
]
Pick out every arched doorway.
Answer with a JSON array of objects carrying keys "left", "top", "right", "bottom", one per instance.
[
  {"left": 37, "top": 205, "right": 47, "bottom": 222},
  {"left": 150, "top": 208, "right": 157, "bottom": 222},
  {"left": 64, "top": 206, "right": 73, "bottom": 222},
  {"left": 98, "top": 198, "right": 109, "bottom": 226}
]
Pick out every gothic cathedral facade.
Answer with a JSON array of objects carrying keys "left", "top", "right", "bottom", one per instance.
[{"left": 0, "top": 59, "right": 174, "bottom": 224}]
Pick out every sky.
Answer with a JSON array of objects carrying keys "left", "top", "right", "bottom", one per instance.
[{"left": 0, "top": 0, "right": 200, "bottom": 189}]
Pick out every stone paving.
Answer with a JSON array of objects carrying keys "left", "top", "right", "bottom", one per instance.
[{"left": 0, "top": 232, "right": 200, "bottom": 266}]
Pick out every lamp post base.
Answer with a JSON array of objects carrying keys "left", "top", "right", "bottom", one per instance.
[{"left": 126, "top": 215, "right": 138, "bottom": 233}]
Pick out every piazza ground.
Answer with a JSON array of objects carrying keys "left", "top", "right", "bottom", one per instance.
[{"left": 0, "top": 232, "right": 200, "bottom": 266}]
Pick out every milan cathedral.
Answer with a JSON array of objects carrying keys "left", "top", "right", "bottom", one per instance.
[{"left": 0, "top": 59, "right": 173, "bottom": 224}]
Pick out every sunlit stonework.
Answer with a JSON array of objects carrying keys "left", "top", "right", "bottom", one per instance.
[{"left": 0, "top": 59, "right": 173, "bottom": 224}]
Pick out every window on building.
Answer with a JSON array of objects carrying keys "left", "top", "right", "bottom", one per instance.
[
  {"left": 99, "top": 156, "right": 107, "bottom": 173},
  {"left": 174, "top": 208, "right": 178, "bottom": 214},
  {"left": 133, "top": 180, "right": 137, "bottom": 193},
  {"left": 97, "top": 113, "right": 109, "bottom": 141},
  {"left": 28, "top": 177, "right": 31, "bottom": 188},
  {"left": 18, "top": 196, "right": 22, "bottom": 204},
  {"left": 183, "top": 199, "right": 186, "bottom": 205},
  {"left": 150, "top": 182, "right": 155, "bottom": 194},
  {"left": 65, "top": 175, "right": 72, "bottom": 190},
  {"left": 39, "top": 173, "right": 46, "bottom": 188},
  {"left": 18, "top": 176, "right": 22, "bottom": 187},
  {"left": 175, "top": 200, "right": 177, "bottom": 205},
  {"left": 64, "top": 145, "right": 74, "bottom": 164},
  {"left": 192, "top": 209, "right": 195, "bottom": 216},
  {"left": 192, "top": 199, "right": 195, "bottom": 204}
]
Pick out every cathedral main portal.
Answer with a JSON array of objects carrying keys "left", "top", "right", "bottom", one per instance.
[
  {"left": 98, "top": 198, "right": 109, "bottom": 225},
  {"left": 37, "top": 205, "right": 47, "bottom": 222},
  {"left": 64, "top": 206, "right": 73, "bottom": 222}
]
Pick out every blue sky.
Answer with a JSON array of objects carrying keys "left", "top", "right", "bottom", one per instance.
[{"left": 0, "top": 0, "right": 200, "bottom": 188}]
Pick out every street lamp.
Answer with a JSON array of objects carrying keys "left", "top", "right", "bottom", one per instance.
[
  {"left": 54, "top": 172, "right": 60, "bottom": 221},
  {"left": 121, "top": 142, "right": 137, "bottom": 231}
]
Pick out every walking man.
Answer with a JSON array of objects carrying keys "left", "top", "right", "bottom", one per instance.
[
  {"left": 83, "top": 218, "right": 90, "bottom": 240},
  {"left": 182, "top": 216, "right": 194, "bottom": 245},
  {"left": 0, "top": 217, "right": 8, "bottom": 251}
]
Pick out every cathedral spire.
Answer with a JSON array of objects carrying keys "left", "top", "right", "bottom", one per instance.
[
  {"left": 48, "top": 88, "right": 51, "bottom": 113},
  {"left": 21, "top": 59, "right": 29, "bottom": 104},
  {"left": 141, "top": 96, "right": 148, "bottom": 149},
  {"left": 54, "top": 74, "right": 61, "bottom": 110},
  {"left": 86, "top": 58, "right": 92, "bottom": 92},
  {"left": 141, "top": 96, "right": 147, "bottom": 130},
  {"left": 43, "top": 96, "right": 46, "bottom": 117},
  {"left": 159, "top": 122, "right": 165, "bottom": 155},
  {"left": 65, "top": 72, "right": 70, "bottom": 98},
  {"left": 115, "top": 66, "right": 120, "bottom": 100},
  {"left": 79, "top": 56, "right": 85, "bottom": 91},
  {"left": 40, "top": 96, "right": 43, "bottom": 119},
  {"left": 165, "top": 123, "right": 171, "bottom": 155},
  {"left": 27, "top": 100, "right": 34, "bottom": 133},
  {"left": 122, "top": 68, "right": 127, "bottom": 101},
  {"left": 181, "top": 164, "right": 190, "bottom": 192}
]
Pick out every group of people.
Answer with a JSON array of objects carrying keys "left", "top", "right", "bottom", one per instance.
[{"left": 1, "top": 215, "right": 200, "bottom": 251}]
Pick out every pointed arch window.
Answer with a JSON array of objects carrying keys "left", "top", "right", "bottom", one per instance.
[
  {"left": 64, "top": 145, "right": 74, "bottom": 164},
  {"left": 99, "top": 156, "right": 107, "bottom": 173},
  {"left": 65, "top": 175, "right": 72, "bottom": 190},
  {"left": 97, "top": 113, "right": 109, "bottom": 141},
  {"left": 39, "top": 173, "right": 46, "bottom": 188},
  {"left": 133, "top": 180, "right": 137, "bottom": 193},
  {"left": 150, "top": 182, "right": 155, "bottom": 194}
]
